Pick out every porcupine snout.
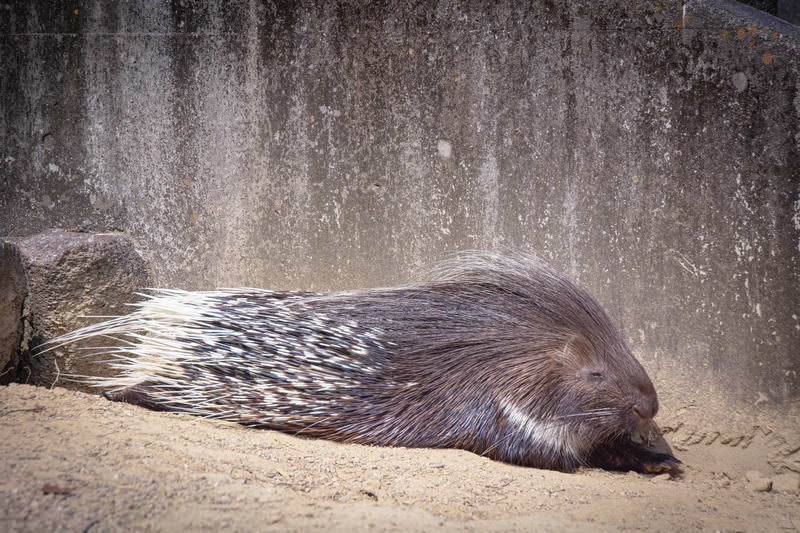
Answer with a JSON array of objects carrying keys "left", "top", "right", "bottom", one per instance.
[
  {"left": 632, "top": 392, "right": 658, "bottom": 422},
  {"left": 627, "top": 381, "right": 660, "bottom": 438}
]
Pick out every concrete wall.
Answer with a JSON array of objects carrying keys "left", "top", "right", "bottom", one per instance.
[{"left": 1, "top": 1, "right": 798, "bottom": 413}]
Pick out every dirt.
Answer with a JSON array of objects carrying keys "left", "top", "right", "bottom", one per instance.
[{"left": 1, "top": 383, "right": 799, "bottom": 532}]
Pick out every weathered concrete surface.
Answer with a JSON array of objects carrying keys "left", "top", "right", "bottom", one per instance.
[
  {"left": 778, "top": 0, "right": 800, "bottom": 24},
  {"left": 11, "top": 230, "right": 152, "bottom": 390},
  {"left": 0, "top": 241, "right": 27, "bottom": 383},
  {"left": 0, "top": 1, "right": 798, "bottom": 415}
]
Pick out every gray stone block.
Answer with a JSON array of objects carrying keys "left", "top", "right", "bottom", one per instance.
[
  {"left": 0, "top": 241, "right": 27, "bottom": 384},
  {"left": 12, "top": 229, "right": 152, "bottom": 391}
]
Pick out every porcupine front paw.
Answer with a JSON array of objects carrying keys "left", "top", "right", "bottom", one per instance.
[
  {"left": 587, "top": 438, "right": 682, "bottom": 475},
  {"left": 637, "top": 450, "right": 682, "bottom": 474}
]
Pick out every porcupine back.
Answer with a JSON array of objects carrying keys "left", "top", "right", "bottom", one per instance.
[{"left": 47, "top": 252, "right": 661, "bottom": 472}]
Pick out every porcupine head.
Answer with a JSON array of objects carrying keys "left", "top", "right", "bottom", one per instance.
[
  {"left": 481, "top": 292, "right": 662, "bottom": 472},
  {"left": 344, "top": 253, "right": 675, "bottom": 473}
]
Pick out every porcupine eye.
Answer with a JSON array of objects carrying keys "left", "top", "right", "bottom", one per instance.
[{"left": 579, "top": 367, "right": 605, "bottom": 382}]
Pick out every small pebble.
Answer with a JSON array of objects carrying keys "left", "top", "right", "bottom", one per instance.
[
  {"left": 744, "top": 470, "right": 772, "bottom": 493},
  {"left": 771, "top": 473, "right": 800, "bottom": 493}
]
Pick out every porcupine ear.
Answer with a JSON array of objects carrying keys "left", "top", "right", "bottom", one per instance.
[
  {"left": 559, "top": 334, "right": 591, "bottom": 366},
  {"left": 559, "top": 335, "right": 600, "bottom": 370}
]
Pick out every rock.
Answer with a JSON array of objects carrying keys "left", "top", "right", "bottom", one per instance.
[
  {"left": 744, "top": 470, "right": 772, "bottom": 493},
  {"left": 771, "top": 473, "right": 800, "bottom": 494},
  {"left": 11, "top": 229, "right": 152, "bottom": 391},
  {"left": 0, "top": 241, "right": 28, "bottom": 383}
]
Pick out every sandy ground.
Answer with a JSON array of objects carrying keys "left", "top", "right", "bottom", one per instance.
[{"left": 1, "top": 383, "right": 799, "bottom": 532}]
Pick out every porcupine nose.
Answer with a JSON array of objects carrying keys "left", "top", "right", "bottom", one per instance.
[{"left": 633, "top": 394, "right": 659, "bottom": 421}]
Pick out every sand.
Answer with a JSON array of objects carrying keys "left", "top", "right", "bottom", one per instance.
[{"left": 1, "top": 383, "right": 798, "bottom": 532}]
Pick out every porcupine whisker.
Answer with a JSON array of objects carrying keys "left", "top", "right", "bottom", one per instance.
[
  {"left": 555, "top": 409, "right": 616, "bottom": 420},
  {"left": 557, "top": 408, "right": 614, "bottom": 416},
  {"left": 579, "top": 416, "right": 614, "bottom": 423}
]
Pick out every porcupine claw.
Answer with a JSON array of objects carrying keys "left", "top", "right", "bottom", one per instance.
[
  {"left": 587, "top": 438, "right": 682, "bottom": 475},
  {"left": 640, "top": 451, "right": 682, "bottom": 475}
]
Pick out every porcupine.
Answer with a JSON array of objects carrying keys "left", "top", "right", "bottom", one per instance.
[{"left": 45, "top": 252, "right": 679, "bottom": 474}]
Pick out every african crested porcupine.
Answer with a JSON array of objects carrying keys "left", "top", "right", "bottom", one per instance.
[{"left": 45, "top": 252, "right": 679, "bottom": 474}]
